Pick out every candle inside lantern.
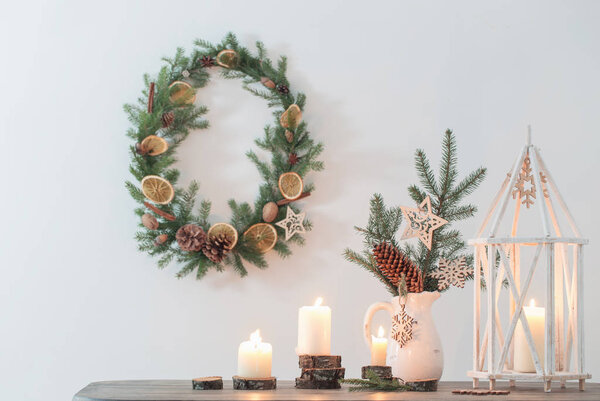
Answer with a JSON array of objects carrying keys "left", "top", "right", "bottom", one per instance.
[
  {"left": 514, "top": 299, "right": 545, "bottom": 373},
  {"left": 370, "top": 326, "right": 388, "bottom": 366},
  {"left": 297, "top": 297, "right": 331, "bottom": 355},
  {"left": 237, "top": 329, "right": 272, "bottom": 378}
]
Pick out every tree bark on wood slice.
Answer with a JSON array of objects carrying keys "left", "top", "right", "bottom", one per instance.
[
  {"left": 143, "top": 201, "right": 176, "bottom": 221},
  {"left": 232, "top": 376, "right": 276, "bottom": 390},
  {"left": 361, "top": 366, "right": 392, "bottom": 380},
  {"left": 294, "top": 377, "right": 341, "bottom": 390},
  {"left": 192, "top": 377, "right": 223, "bottom": 390},
  {"left": 404, "top": 379, "right": 439, "bottom": 392},
  {"left": 298, "top": 354, "right": 341, "bottom": 369},
  {"left": 301, "top": 367, "right": 345, "bottom": 381}
]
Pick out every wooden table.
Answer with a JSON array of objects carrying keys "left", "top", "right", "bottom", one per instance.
[{"left": 73, "top": 380, "right": 599, "bottom": 400}]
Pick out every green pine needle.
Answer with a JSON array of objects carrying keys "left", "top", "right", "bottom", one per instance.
[
  {"left": 125, "top": 33, "right": 323, "bottom": 279},
  {"left": 340, "top": 370, "right": 413, "bottom": 392}
]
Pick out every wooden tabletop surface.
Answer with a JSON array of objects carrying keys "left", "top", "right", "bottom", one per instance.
[{"left": 73, "top": 380, "right": 599, "bottom": 401}]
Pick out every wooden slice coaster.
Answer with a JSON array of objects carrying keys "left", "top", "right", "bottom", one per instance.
[
  {"left": 298, "top": 355, "right": 342, "bottom": 369},
  {"left": 232, "top": 376, "right": 276, "bottom": 390},
  {"left": 405, "top": 379, "right": 439, "bottom": 392},
  {"left": 295, "top": 377, "right": 341, "bottom": 390},
  {"left": 361, "top": 366, "right": 392, "bottom": 380},
  {"left": 192, "top": 377, "right": 223, "bottom": 390},
  {"left": 301, "top": 367, "right": 345, "bottom": 381}
]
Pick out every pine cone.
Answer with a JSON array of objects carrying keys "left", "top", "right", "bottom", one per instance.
[
  {"left": 277, "top": 84, "right": 289, "bottom": 94},
  {"left": 176, "top": 224, "right": 206, "bottom": 252},
  {"left": 161, "top": 112, "right": 175, "bottom": 128},
  {"left": 202, "top": 234, "right": 233, "bottom": 263},
  {"left": 372, "top": 242, "right": 423, "bottom": 293}
]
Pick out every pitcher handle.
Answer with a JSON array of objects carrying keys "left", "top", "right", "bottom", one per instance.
[{"left": 363, "top": 301, "right": 394, "bottom": 347}]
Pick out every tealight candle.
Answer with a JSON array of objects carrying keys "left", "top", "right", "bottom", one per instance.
[
  {"left": 370, "top": 326, "right": 388, "bottom": 366},
  {"left": 514, "top": 299, "right": 545, "bottom": 373},
  {"left": 237, "top": 329, "right": 272, "bottom": 378},
  {"left": 297, "top": 297, "right": 331, "bottom": 355}
]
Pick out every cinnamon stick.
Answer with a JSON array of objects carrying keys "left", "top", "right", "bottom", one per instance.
[
  {"left": 276, "top": 192, "right": 311, "bottom": 206},
  {"left": 147, "top": 82, "right": 155, "bottom": 114},
  {"left": 144, "top": 201, "right": 176, "bottom": 221}
]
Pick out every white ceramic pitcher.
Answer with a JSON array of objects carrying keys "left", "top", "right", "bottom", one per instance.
[{"left": 363, "top": 291, "right": 443, "bottom": 382}]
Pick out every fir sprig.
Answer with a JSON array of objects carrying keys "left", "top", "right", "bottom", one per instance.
[
  {"left": 340, "top": 370, "right": 413, "bottom": 392},
  {"left": 125, "top": 33, "right": 323, "bottom": 279}
]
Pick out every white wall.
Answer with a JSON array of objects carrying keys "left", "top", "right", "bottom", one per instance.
[{"left": 1, "top": 1, "right": 599, "bottom": 400}]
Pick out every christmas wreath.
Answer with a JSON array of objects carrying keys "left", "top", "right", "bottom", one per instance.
[{"left": 125, "top": 33, "right": 324, "bottom": 279}]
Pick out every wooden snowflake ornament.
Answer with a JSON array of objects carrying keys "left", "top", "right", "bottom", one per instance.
[
  {"left": 391, "top": 303, "right": 417, "bottom": 348},
  {"left": 431, "top": 256, "right": 473, "bottom": 290},
  {"left": 400, "top": 196, "right": 447, "bottom": 250},
  {"left": 275, "top": 206, "right": 306, "bottom": 241}
]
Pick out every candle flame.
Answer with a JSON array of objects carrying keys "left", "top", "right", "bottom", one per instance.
[
  {"left": 377, "top": 326, "right": 385, "bottom": 338},
  {"left": 314, "top": 297, "right": 323, "bottom": 306},
  {"left": 250, "top": 329, "right": 262, "bottom": 343},
  {"left": 530, "top": 299, "right": 536, "bottom": 308}
]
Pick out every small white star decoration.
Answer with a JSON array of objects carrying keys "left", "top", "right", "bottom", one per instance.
[
  {"left": 391, "top": 303, "right": 417, "bottom": 348},
  {"left": 431, "top": 256, "right": 473, "bottom": 290},
  {"left": 275, "top": 206, "right": 306, "bottom": 241},
  {"left": 400, "top": 196, "right": 448, "bottom": 250}
]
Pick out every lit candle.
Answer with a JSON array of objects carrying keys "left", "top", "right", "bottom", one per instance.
[
  {"left": 514, "top": 299, "right": 545, "bottom": 373},
  {"left": 237, "top": 329, "right": 272, "bottom": 378},
  {"left": 371, "top": 326, "right": 388, "bottom": 366},
  {"left": 297, "top": 297, "right": 331, "bottom": 355}
]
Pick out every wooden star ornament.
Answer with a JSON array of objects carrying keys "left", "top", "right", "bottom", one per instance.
[
  {"left": 400, "top": 196, "right": 447, "bottom": 250},
  {"left": 275, "top": 206, "right": 306, "bottom": 241}
]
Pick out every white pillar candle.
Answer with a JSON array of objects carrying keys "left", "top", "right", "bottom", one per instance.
[
  {"left": 237, "top": 329, "right": 272, "bottom": 378},
  {"left": 297, "top": 297, "right": 331, "bottom": 355},
  {"left": 370, "top": 326, "right": 388, "bottom": 366},
  {"left": 514, "top": 299, "right": 545, "bottom": 373}
]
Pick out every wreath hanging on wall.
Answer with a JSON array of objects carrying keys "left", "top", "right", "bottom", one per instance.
[{"left": 124, "top": 33, "right": 324, "bottom": 279}]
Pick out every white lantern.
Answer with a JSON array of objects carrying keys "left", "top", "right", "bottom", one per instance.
[{"left": 468, "top": 129, "right": 590, "bottom": 392}]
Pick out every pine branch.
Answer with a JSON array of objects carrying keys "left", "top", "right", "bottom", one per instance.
[
  {"left": 414, "top": 149, "right": 438, "bottom": 197},
  {"left": 343, "top": 249, "right": 398, "bottom": 296},
  {"left": 340, "top": 370, "right": 413, "bottom": 392}
]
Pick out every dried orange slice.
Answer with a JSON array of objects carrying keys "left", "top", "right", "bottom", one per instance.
[
  {"left": 243, "top": 223, "right": 278, "bottom": 253},
  {"left": 140, "top": 135, "right": 169, "bottom": 156},
  {"left": 280, "top": 104, "right": 302, "bottom": 128},
  {"left": 169, "top": 81, "right": 196, "bottom": 105},
  {"left": 278, "top": 172, "right": 303, "bottom": 200},
  {"left": 207, "top": 223, "right": 238, "bottom": 248},
  {"left": 216, "top": 49, "right": 239, "bottom": 68},
  {"left": 141, "top": 175, "right": 174, "bottom": 205}
]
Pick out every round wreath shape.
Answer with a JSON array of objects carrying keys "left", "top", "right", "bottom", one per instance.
[{"left": 125, "top": 33, "right": 324, "bottom": 279}]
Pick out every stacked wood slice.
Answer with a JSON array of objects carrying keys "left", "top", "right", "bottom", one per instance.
[{"left": 295, "top": 355, "right": 345, "bottom": 389}]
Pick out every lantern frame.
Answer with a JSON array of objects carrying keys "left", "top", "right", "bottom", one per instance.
[{"left": 467, "top": 132, "right": 590, "bottom": 392}]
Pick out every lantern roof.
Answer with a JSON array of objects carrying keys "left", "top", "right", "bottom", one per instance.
[{"left": 470, "top": 127, "right": 587, "bottom": 244}]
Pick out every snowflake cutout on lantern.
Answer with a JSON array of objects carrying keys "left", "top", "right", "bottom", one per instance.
[
  {"left": 511, "top": 155, "right": 537, "bottom": 208},
  {"left": 275, "top": 206, "right": 306, "bottom": 241},
  {"left": 431, "top": 256, "right": 473, "bottom": 290},
  {"left": 391, "top": 303, "right": 417, "bottom": 348},
  {"left": 400, "top": 196, "right": 448, "bottom": 250}
]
